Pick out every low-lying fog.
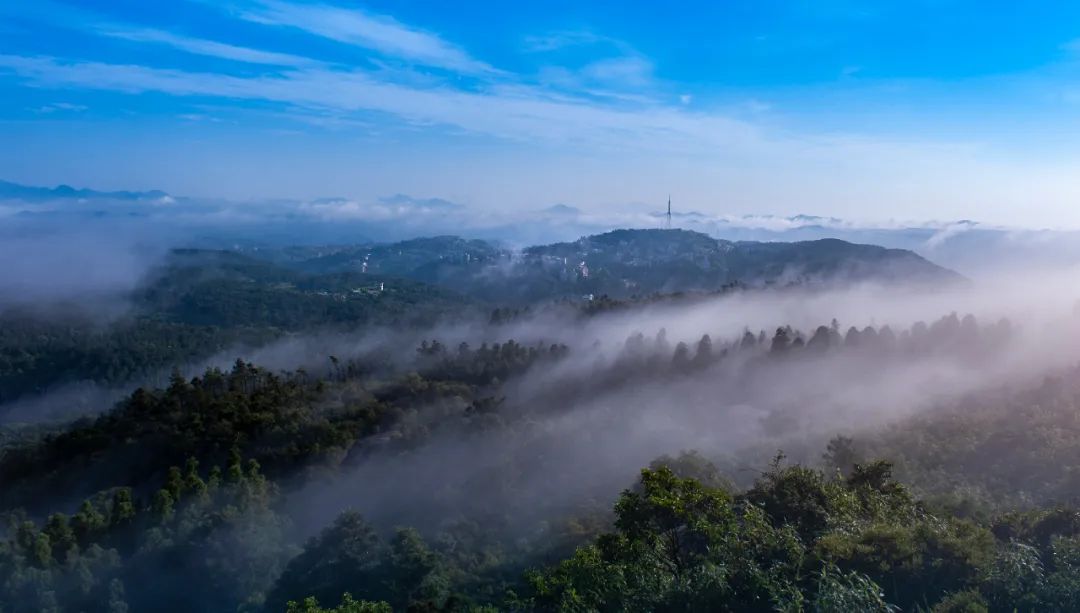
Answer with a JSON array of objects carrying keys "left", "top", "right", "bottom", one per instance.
[
  {"left": 264, "top": 267, "right": 1080, "bottom": 536},
  {"left": 6, "top": 226, "right": 1080, "bottom": 540}
]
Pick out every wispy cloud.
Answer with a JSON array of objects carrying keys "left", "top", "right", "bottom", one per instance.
[
  {"left": 100, "top": 26, "right": 317, "bottom": 67},
  {"left": 300, "top": 193, "right": 464, "bottom": 221},
  {"left": 235, "top": 0, "right": 497, "bottom": 74},
  {"left": 34, "top": 101, "right": 87, "bottom": 113},
  {"left": 522, "top": 29, "right": 643, "bottom": 58},
  {"left": 535, "top": 66, "right": 657, "bottom": 103},
  {"left": 580, "top": 56, "right": 654, "bottom": 88},
  {"left": 177, "top": 112, "right": 224, "bottom": 123},
  {"left": 523, "top": 30, "right": 610, "bottom": 53},
  {"left": 6, "top": 47, "right": 1041, "bottom": 225},
  {"left": 0, "top": 54, "right": 761, "bottom": 152},
  {"left": 525, "top": 28, "right": 657, "bottom": 98}
]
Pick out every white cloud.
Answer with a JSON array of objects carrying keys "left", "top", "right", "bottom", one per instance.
[
  {"left": 17, "top": 52, "right": 1075, "bottom": 228},
  {"left": 924, "top": 221, "right": 979, "bottom": 249},
  {"left": 525, "top": 29, "right": 654, "bottom": 94},
  {"left": 523, "top": 30, "right": 609, "bottom": 53},
  {"left": 7, "top": 10, "right": 1080, "bottom": 229},
  {"left": 236, "top": 0, "right": 497, "bottom": 74},
  {"left": 177, "top": 113, "right": 223, "bottom": 123},
  {"left": 0, "top": 54, "right": 762, "bottom": 152},
  {"left": 744, "top": 98, "right": 771, "bottom": 113},
  {"left": 300, "top": 194, "right": 463, "bottom": 221},
  {"left": 100, "top": 26, "right": 317, "bottom": 67},
  {"left": 580, "top": 56, "right": 654, "bottom": 88},
  {"left": 34, "top": 101, "right": 87, "bottom": 113}
]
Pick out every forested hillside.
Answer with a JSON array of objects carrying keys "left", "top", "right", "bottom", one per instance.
[
  {"left": 292, "top": 230, "right": 959, "bottom": 303},
  {"left": 0, "top": 231, "right": 957, "bottom": 416},
  {"left": 0, "top": 250, "right": 471, "bottom": 409},
  {"left": 5, "top": 295, "right": 1080, "bottom": 611},
  {"left": 6, "top": 0, "right": 1071, "bottom": 610}
]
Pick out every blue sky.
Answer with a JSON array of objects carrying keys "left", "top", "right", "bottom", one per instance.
[{"left": 3, "top": 1, "right": 1080, "bottom": 226}]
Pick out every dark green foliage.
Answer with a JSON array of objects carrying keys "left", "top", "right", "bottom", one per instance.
[
  {"left": 822, "top": 435, "right": 860, "bottom": 477},
  {"left": 647, "top": 450, "right": 733, "bottom": 491},
  {"left": 285, "top": 594, "right": 393, "bottom": 613},
  {"left": 0, "top": 333, "right": 569, "bottom": 611},
  {"left": 1, "top": 361, "right": 325, "bottom": 512},
  {"left": 868, "top": 370, "right": 1080, "bottom": 509},
  {"left": 267, "top": 512, "right": 386, "bottom": 611},
  {"left": 0, "top": 450, "right": 287, "bottom": 613},
  {"left": 0, "top": 235, "right": 961, "bottom": 408},
  {"left": 0, "top": 316, "right": 276, "bottom": 408},
  {"left": 524, "top": 460, "right": 1080, "bottom": 612},
  {"left": 526, "top": 464, "right": 805, "bottom": 611},
  {"left": 1, "top": 334, "right": 565, "bottom": 515},
  {"left": 0, "top": 249, "right": 471, "bottom": 406},
  {"left": 813, "top": 565, "right": 897, "bottom": 613},
  {"left": 296, "top": 231, "right": 958, "bottom": 306},
  {"left": 4, "top": 289, "right": 1080, "bottom": 612}
]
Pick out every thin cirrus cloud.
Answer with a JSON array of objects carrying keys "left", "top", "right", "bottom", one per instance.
[
  {"left": 234, "top": 0, "right": 499, "bottom": 74},
  {"left": 525, "top": 29, "right": 656, "bottom": 94},
  {"left": 35, "top": 102, "right": 87, "bottom": 113},
  {"left": 523, "top": 29, "right": 632, "bottom": 54},
  {"left": 524, "top": 30, "right": 607, "bottom": 53},
  {"left": 0, "top": 50, "right": 1018, "bottom": 211},
  {"left": 99, "top": 26, "right": 318, "bottom": 67},
  {"left": 9, "top": 1, "right": 1077, "bottom": 227},
  {"left": 0, "top": 53, "right": 763, "bottom": 152},
  {"left": 580, "top": 56, "right": 655, "bottom": 88}
]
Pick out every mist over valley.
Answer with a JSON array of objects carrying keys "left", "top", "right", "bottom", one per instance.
[{"left": 6, "top": 2, "right": 1080, "bottom": 610}]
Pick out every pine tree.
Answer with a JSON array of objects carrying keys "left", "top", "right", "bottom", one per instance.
[{"left": 153, "top": 489, "right": 175, "bottom": 523}]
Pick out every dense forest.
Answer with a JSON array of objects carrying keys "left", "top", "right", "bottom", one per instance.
[
  {"left": 0, "top": 230, "right": 955, "bottom": 415},
  {"left": 0, "top": 250, "right": 471, "bottom": 408},
  {"left": 291, "top": 230, "right": 958, "bottom": 304},
  {"left": 6, "top": 0, "right": 1076, "bottom": 608},
  {"left": 5, "top": 287, "right": 1080, "bottom": 611}
]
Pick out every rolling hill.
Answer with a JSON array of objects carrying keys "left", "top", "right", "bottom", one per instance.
[{"left": 296, "top": 229, "right": 960, "bottom": 303}]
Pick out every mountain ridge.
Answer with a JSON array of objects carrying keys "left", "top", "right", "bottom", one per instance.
[
  {"left": 293, "top": 228, "right": 959, "bottom": 304},
  {"left": 0, "top": 179, "right": 172, "bottom": 202}
]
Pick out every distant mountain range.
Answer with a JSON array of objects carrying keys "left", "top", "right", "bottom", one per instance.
[
  {"left": 0, "top": 180, "right": 173, "bottom": 203},
  {"left": 4, "top": 178, "right": 1077, "bottom": 276}
]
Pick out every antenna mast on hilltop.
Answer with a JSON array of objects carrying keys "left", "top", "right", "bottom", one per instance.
[{"left": 666, "top": 195, "right": 672, "bottom": 229}]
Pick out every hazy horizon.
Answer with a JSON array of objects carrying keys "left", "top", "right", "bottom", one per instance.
[
  {"left": 7, "top": 4, "right": 1080, "bottom": 612},
  {"left": 5, "top": 2, "right": 1080, "bottom": 227}
]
